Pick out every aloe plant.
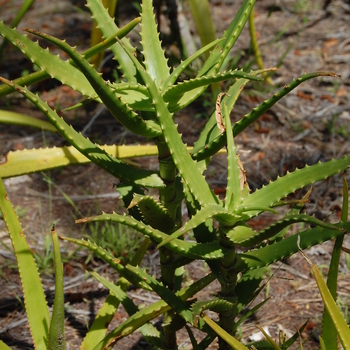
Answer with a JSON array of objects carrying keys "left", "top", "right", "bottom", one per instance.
[{"left": 1, "top": 0, "right": 349, "bottom": 349}]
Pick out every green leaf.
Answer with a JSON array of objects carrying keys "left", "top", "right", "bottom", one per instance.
[
  {"left": 239, "top": 157, "right": 350, "bottom": 218},
  {"left": 223, "top": 99, "right": 242, "bottom": 210},
  {"left": 140, "top": 0, "right": 170, "bottom": 87},
  {"left": 192, "top": 72, "right": 340, "bottom": 161},
  {"left": 74, "top": 212, "right": 229, "bottom": 260},
  {"left": 230, "top": 214, "right": 342, "bottom": 247},
  {"left": 164, "top": 70, "right": 261, "bottom": 112},
  {"left": 93, "top": 273, "right": 216, "bottom": 349},
  {"left": 0, "top": 22, "right": 95, "bottom": 98},
  {"left": 24, "top": 28, "right": 161, "bottom": 138},
  {"left": 157, "top": 203, "right": 230, "bottom": 248},
  {"left": 109, "top": 82, "right": 153, "bottom": 111},
  {"left": 161, "top": 38, "right": 224, "bottom": 90},
  {"left": 234, "top": 222, "right": 350, "bottom": 272},
  {"left": 48, "top": 226, "right": 65, "bottom": 350},
  {"left": 0, "top": 109, "right": 57, "bottom": 132},
  {"left": 114, "top": 35, "right": 220, "bottom": 207},
  {"left": 202, "top": 314, "right": 249, "bottom": 350},
  {"left": 0, "top": 18, "right": 141, "bottom": 98},
  {"left": 86, "top": 0, "right": 138, "bottom": 82},
  {"left": 174, "top": 0, "right": 256, "bottom": 110},
  {"left": 0, "top": 78, "right": 164, "bottom": 189},
  {"left": 309, "top": 259, "right": 350, "bottom": 349},
  {"left": 0, "top": 177, "right": 50, "bottom": 349},
  {"left": 81, "top": 239, "right": 151, "bottom": 350}
]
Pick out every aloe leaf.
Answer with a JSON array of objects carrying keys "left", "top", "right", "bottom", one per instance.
[
  {"left": 48, "top": 226, "right": 65, "bottom": 350},
  {"left": 256, "top": 325, "right": 281, "bottom": 349},
  {"left": 114, "top": 37, "right": 220, "bottom": 208},
  {"left": 231, "top": 214, "right": 342, "bottom": 247},
  {"left": 0, "top": 177, "right": 50, "bottom": 349},
  {"left": 0, "top": 78, "right": 164, "bottom": 189},
  {"left": 174, "top": 0, "right": 256, "bottom": 110},
  {"left": 162, "top": 38, "right": 224, "bottom": 90},
  {"left": 0, "top": 145, "right": 161, "bottom": 180},
  {"left": 88, "top": 267, "right": 162, "bottom": 343},
  {"left": 234, "top": 267, "right": 268, "bottom": 312},
  {"left": 109, "top": 82, "right": 153, "bottom": 111},
  {"left": 89, "top": 0, "right": 117, "bottom": 69},
  {"left": 82, "top": 244, "right": 192, "bottom": 329},
  {"left": 140, "top": 0, "right": 169, "bottom": 87},
  {"left": 0, "top": 19, "right": 140, "bottom": 98},
  {"left": 265, "top": 189, "right": 311, "bottom": 244},
  {"left": 88, "top": 269, "right": 139, "bottom": 314},
  {"left": 223, "top": 100, "right": 242, "bottom": 211},
  {"left": 306, "top": 256, "right": 350, "bottom": 349},
  {"left": 202, "top": 314, "right": 249, "bottom": 350},
  {"left": 321, "top": 174, "right": 349, "bottom": 349},
  {"left": 0, "top": 22, "right": 96, "bottom": 98},
  {"left": 60, "top": 237, "right": 153, "bottom": 291},
  {"left": 0, "top": 109, "right": 57, "bottom": 132},
  {"left": 74, "top": 212, "right": 229, "bottom": 260},
  {"left": 0, "top": 70, "right": 47, "bottom": 98},
  {"left": 164, "top": 70, "right": 261, "bottom": 112},
  {"left": 130, "top": 194, "right": 175, "bottom": 231},
  {"left": 239, "top": 156, "right": 350, "bottom": 218},
  {"left": 193, "top": 70, "right": 266, "bottom": 160},
  {"left": 81, "top": 239, "right": 151, "bottom": 350},
  {"left": 126, "top": 264, "right": 193, "bottom": 324},
  {"left": 319, "top": 336, "right": 326, "bottom": 350},
  {"left": 192, "top": 71, "right": 339, "bottom": 161},
  {"left": 82, "top": 295, "right": 120, "bottom": 350},
  {"left": 24, "top": 28, "right": 161, "bottom": 138},
  {"left": 92, "top": 273, "right": 215, "bottom": 349},
  {"left": 191, "top": 299, "right": 236, "bottom": 319},
  {"left": 84, "top": 17, "right": 141, "bottom": 62},
  {"left": 157, "top": 203, "right": 229, "bottom": 248},
  {"left": 234, "top": 221, "right": 350, "bottom": 272},
  {"left": 86, "top": 0, "right": 138, "bottom": 82}
]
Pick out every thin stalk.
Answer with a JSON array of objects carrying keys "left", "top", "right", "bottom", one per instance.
[
  {"left": 321, "top": 174, "right": 348, "bottom": 349},
  {"left": 248, "top": 5, "right": 273, "bottom": 85}
]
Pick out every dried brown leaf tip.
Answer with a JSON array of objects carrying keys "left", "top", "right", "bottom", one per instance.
[{"left": 215, "top": 92, "right": 228, "bottom": 133}]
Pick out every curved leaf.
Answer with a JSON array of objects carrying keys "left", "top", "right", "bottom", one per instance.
[
  {"left": 0, "top": 109, "right": 57, "bottom": 132},
  {"left": 0, "top": 78, "right": 164, "bottom": 188},
  {"left": 24, "top": 28, "right": 161, "bottom": 138},
  {"left": 239, "top": 156, "right": 350, "bottom": 218},
  {"left": 234, "top": 221, "right": 350, "bottom": 272}
]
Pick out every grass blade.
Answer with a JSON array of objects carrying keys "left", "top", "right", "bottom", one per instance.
[
  {"left": 48, "top": 226, "right": 65, "bottom": 350},
  {"left": 0, "top": 177, "right": 50, "bottom": 349}
]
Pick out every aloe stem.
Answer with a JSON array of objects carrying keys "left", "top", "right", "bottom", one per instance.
[{"left": 157, "top": 138, "right": 181, "bottom": 349}]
